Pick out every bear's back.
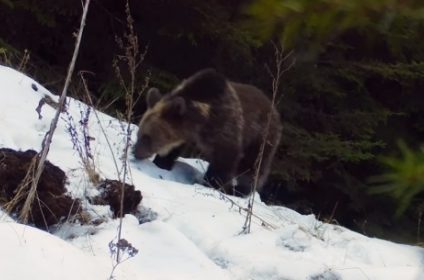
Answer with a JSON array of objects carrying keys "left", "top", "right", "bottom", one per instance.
[
  {"left": 172, "top": 69, "right": 227, "bottom": 103},
  {"left": 230, "top": 82, "right": 281, "bottom": 149}
]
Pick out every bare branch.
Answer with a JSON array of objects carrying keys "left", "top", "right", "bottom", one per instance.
[
  {"left": 242, "top": 42, "right": 294, "bottom": 234},
  {"left": 109, "top": 0, "right": 148, "bottom": 269},
  {"left": 18, "top": 0, "right": 91, "bottom": 224}
]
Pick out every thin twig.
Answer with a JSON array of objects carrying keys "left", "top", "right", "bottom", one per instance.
[
  {"left": 220, "top": 192, "right": 278, "bottom": 230},
  {"left": 79, "top": 72, "right": 121, "bottom": 176},
  {"left": 18, "top": 0, "right": 91, "bottom": 223},
  {"left": 242, "top": 42, "right": 294, "bottom": 234},
  {"left": 110, "top": 0, "right": 148, "bottom": 268},
  {"left": 418, "top": 208, "right": 422, "bottom": 244},
  {"left": 199, "top": 180, "right": 278, "bottom": 230}
]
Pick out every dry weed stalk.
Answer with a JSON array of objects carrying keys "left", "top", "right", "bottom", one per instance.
[
  {"left": 109, "top": 0, "right": 149, "bottom": 268},
  {"left": 0, "top": 48, "right": 11, "bottom": 66},
  {"left": 216, "top": 191, "right": 278, "bottom": 230},
  {"left": 199, "top": 179, "right": 278, "bottom": 230},
  {"left": 80, "top": 72, "right": 121, "bottom": 176},
  {"left": 64, "top": 101, "right": 100, "bottom": 184},
  {"left": 417, "top": 205, "right": 423, "bottom": 244},
  {"left": 242, "top": 42, "right": 295, "bottom": 234},
  {"left": 108, "top": 238, "right": 139, "bottom": 280},
  {"left": 0, "top": 47, "right": 29, "bottom": 70},
  {"left": 4, "top": 156, "right": 37, "bottom": 214},
  {"left": 17, "top": 49, "right": 30, "bottom": 72},
  {"left": 12, "top": 0, "right": 91, "bottom": 225}
]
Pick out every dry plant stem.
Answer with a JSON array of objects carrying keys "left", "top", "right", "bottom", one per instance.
[
  {"left": 200, "top": 180, "right": 278, "bottom": 230},
  {"left": 418, "top": 209, "right": 422, "bottom": 244},
  {"left": 242, "top": 43, "right": 293, "bottom": 234},
  {"left": 218, "top": 191, "right": 278, "bottom": 230},
  {"left": 18, "top": 0, "right": 91, "bottom": 223},
  {"left": 80, "top": 72, "right": 121, "bottom": 175},
  {"left": 63, "top": 99, "right": 99, "bottom": 184},
  {"left": 114, "top": 0, "right": 148, "bottom": 264},
  {"left": 18, "top": 49, "right": 30, "bottom": 72},
  {"left": 217, "top": 186, "right": 336, "bottom": 239},
  {"left": 326, "top": 201, "right": 339, "bottom": 224},
  {"left": 4, "top": 157, "right": 37, "bottom": 214}
]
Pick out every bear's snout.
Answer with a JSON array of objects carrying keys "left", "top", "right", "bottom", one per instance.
[{"left": 133, "top": 141, "right": 153, "bottom": 159}]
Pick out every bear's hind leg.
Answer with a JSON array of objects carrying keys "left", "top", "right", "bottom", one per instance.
[
  {"left": 235, "top": 137, "right": 279, "bottom": 196},
  {"left": 204, "top": 146, "right": 241, "bottom": 195}
]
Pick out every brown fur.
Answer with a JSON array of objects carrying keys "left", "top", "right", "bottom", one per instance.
[{"left": 133, "top": 69, "right": 282, "bottom": 196}]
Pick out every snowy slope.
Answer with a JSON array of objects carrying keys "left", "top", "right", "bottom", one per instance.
[{"left": 0, "top": 65, "right": 423, "bottom": 280}]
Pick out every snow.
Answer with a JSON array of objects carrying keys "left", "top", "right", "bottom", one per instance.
[{"left": 0, "top": 65, "right": 423, "bottom": 280}]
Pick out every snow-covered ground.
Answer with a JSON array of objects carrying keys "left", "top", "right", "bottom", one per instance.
[{"left": 0, "top": 65, "right": 423, "bottom": 280}]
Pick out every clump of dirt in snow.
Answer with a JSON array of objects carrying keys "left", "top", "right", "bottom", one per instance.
[
  {"left": 91, "top": 179, "right": 142, "bottom": 217},
  {"left": 0, "top": 148, "right": 80, "bottom": 230}
]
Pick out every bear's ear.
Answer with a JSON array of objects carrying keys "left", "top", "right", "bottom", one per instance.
[
  {"left": 164, "top": 96, "right": 186, "bottom": 117},
  {"left": 146, "top": 88, "right": 162, "bottom": 108}
]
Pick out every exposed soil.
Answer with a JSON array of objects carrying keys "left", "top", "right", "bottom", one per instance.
[
  {"left": 0, "top": 148, "right": 80, "bottom": 230},
  {"left": 92, "top": 179, "right": 142, "bottom": 217},
  {"left": 0, "top": 148, "right": 143, "bottom": 230}
]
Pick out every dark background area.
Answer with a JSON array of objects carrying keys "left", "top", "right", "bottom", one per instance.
[{"left": 1, "top": 0, "right": 423, "bottom": 244}]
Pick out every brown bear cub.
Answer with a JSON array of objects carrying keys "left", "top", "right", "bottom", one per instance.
[{"left": 133, "top": 69, "right": 282, "bottom": 196}]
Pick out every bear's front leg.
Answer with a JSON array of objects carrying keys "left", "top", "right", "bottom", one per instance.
[{"left": 153, "top": 145, "right": 183, "bottom": 170}]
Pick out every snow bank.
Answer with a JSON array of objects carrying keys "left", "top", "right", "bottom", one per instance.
[{"left": 0, "top": 66, "right": 423, "bottom": 280}]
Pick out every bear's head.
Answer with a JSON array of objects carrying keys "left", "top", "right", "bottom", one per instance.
[
  {"left": 133, "top": 69, "right": 226, "bottom": 160},
  {"left": 133, "top": 88, "right": 188, "bottom": 159}
]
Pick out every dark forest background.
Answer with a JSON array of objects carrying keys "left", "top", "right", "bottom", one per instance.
[{"left": 1, "top": 0, "right": 424, "bottom": 244}]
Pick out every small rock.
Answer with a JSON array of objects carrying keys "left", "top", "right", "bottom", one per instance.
[{"left": 31, "top": 83, "right": 38, "bottom": 91}]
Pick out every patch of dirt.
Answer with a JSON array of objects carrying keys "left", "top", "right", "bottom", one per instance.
[
  {"left": 0, "top": 148, "right": 80, "bottom": 230},
  {"left": 92, "top": 179, "right": 142, "bottom": 217}
]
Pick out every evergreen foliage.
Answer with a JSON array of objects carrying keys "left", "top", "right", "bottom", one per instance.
[{"left": 370, "top": 142, "right": 424, "bottom": 217}]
